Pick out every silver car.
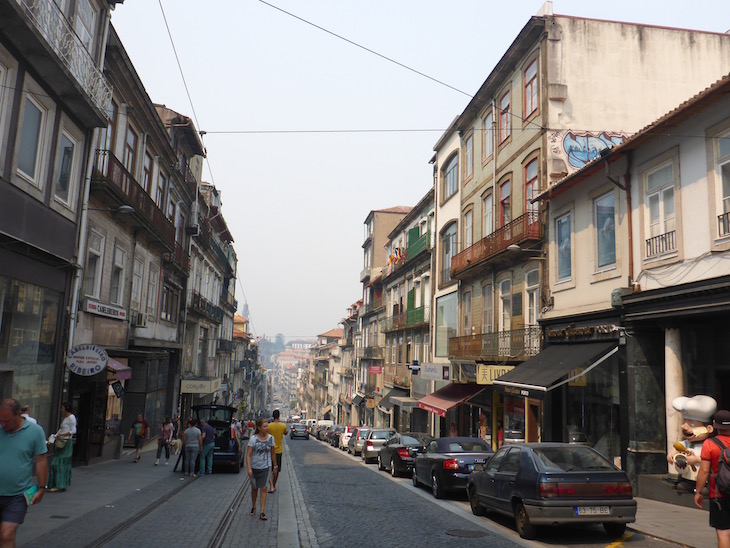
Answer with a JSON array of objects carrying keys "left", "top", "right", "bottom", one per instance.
[
  {"left": 348, "top": 427, "right": 371, "bottom": 456},
  {"left": 361, "top": 428, "right": 396, "bottom": 463}
]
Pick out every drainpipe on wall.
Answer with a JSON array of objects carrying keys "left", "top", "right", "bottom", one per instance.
[{"left": 624, "top": 152, "right": 635, "bottom": 289}]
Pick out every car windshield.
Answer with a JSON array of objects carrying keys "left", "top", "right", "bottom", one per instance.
[
  {"left": 447, "top": 441, "right": 490, "bottom": 452},
  {"left": 195, "top": 406, "right": 233, "bottom": 423},
  {"left": 402, "top": 434, "right": 432, "bottom": 445},
  {"left": 533, "top": 446, "right": 615, "bottom": 471}
]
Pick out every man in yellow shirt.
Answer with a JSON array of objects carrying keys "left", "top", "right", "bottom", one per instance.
[{"left": 268, "top": 409, "right": 288, "bottom": 493}]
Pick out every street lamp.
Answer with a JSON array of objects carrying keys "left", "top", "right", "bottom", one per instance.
[
  {"left": 507, "top": 244, "right": 546, "bottom": 260},
  {"left": 88, "top": 204, "right": 135, "bottom": 214}
]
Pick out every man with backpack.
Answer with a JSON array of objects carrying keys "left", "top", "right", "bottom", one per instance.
[{"left": 695, "top": 409, "right": 730, "bottom": 547}]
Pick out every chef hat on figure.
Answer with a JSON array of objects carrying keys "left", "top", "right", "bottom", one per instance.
[{"left": 672, "top": 395, "right": 717, "bottom": 422}]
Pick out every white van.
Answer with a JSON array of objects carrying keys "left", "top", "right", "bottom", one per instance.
[{"left": 316, "top": 419, "right": 333, "bottom": 440}]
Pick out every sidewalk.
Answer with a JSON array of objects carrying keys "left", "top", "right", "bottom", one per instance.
[{"left": 15, "top": 441, "right": 715, "bottom": 547}]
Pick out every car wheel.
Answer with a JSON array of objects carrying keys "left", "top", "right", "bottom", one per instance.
[
  {"left": 514, "top": 502, "right": 537, "bottom": 540},
  {"left": 603, "top": 522, "right": 626, "bottom": 538},
  {"left": 412, "top": 468, "right": 419, "bottom": 487},
  {"left": 378, "top": 454, "right": 385, "bottom": 471},
  {"left": 390, "top": 458, "right": 398, "bottom": 478},
  {"left": 468, "top": 487, "right": 485, "bottom": 516},
  {"left": 431, "top": 472, "right": 443, "bottom": 499}
]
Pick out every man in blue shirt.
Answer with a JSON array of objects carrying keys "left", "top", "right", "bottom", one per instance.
[
  {"left": 199, "top": 419, "right": 216, "bottom": 475},
  {"left": 0, "top": 398, "right": 48, "bottom": 547}
]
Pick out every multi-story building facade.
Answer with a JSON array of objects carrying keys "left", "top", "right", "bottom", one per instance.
[
  {"left": 0, "top": 0, "right": 122, "bottom": 455},
  {"left": 380, "top": 189, "right": 434, "bottom": 432},
  {"left": 339, "top": 301, "right": 359, "bottom": 425},
  {"left": 357, "top": 207, "right": 410, "bottom": 426},
  {"left": 311, "top": 328, "right": 342, "bottom": 420},
  {"left": 519, "top": 74, "right": 730, "bottom": 491},
  {"left": 426, "top": 9, "right": 730, "bottom": 447}
]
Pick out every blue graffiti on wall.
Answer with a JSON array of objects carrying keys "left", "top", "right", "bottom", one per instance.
[{"left": 562, "top": 131, "right": 625, "bottom": 169}]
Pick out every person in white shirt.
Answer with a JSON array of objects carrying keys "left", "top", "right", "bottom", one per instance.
[
  {"left": 21, "top": 404, "right": 37, "bottom": 424},
  {"left": 46, "top": 402, "right": 77, "bottom": 492}
]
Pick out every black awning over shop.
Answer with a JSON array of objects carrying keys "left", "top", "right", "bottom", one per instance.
[
  {"left": 492, "top": 341, "right": 618, "bottom": 400},
  {"left": 352, "top": 394, "right": 364, "bottom": 406},
  {"left": 378, "top": 387, "right": 409, "bottom": 410}
]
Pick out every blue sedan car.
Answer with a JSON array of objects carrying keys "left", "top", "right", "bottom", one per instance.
[{"left": 467, "top": 443, "right": 636, "bottom": 540}]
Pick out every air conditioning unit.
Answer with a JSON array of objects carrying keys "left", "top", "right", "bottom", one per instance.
[
  {"left": 186, "top": 223, "right": 200, "bottom": 236},
  {"left": 131, "top": 312, "right": 147, "bottom": 327}
]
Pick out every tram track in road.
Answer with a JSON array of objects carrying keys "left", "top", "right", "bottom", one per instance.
[{"left": 209, "top": 475, "right": 252, "bottom": 548}]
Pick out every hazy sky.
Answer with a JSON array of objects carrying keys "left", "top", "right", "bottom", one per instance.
[{"left": 111, "top": 1, "right": 729, "bottom": 339}]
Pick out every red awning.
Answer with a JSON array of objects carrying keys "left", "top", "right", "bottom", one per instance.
[
  {"left": 107, "top": 358, "right": 132, "bottom": 381},
  {"left": 417, "top": 383, "right": 485, "bottom": 417}
]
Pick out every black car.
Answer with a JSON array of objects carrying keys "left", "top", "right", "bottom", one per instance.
[
  {"left": 192, "top": 404, "right": 244, "bottom": 473},
  {"left": 412, "top": 437, "right": 493, "bottom": 499},
  {"left": 378, "top": 432, "right": 434, "bottom": 477},
  {"left": 290, "top": 424, "right": 309, "bottom": 440},
  {"left": 466, "top": 443, "right": 636, "bottom": 540}
]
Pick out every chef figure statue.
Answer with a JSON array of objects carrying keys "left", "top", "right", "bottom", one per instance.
[{"left": 666, "top": 395, "right": 717, "bottom": 491}]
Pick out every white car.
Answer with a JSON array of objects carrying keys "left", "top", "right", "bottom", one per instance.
[{"left": 339, "top": 426, "right": 358, "bottom": 450}]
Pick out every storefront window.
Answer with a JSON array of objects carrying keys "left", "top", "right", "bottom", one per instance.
[
  {"left": 503, "top": 395, "right": 525, "bottom": 443},
  {"left": 0, "top": 276, "right": 61, "bottom": 433}
]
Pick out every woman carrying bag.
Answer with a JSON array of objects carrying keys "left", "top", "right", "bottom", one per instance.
[
  {"left": 246, "top": 418, "right": 276, "bottom": 520},
  {"left": 46, "top": 402, "right": 77, "bottom": 492}
]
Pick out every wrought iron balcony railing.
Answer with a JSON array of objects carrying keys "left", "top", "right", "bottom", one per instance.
[
  {"left": 189, "top": 290, "right": 224, "bottom": 324},
  {"left": 646, "top": 230, "right": 676, "bottom": 258},
  {"left": 719, "top": 212, "right": 730, "bottom": 238},
  {"left": 449, "top": 327, "right": 541, "bottom": 361},
  {"left": 357, "top": 346, "right": 384, "bottom": 359},
  {"left": 217, "top": 339, "right": 233, "bottom": 353},
  {"left": 363, "top": 296, "right": 384, "bottom": 315},
  {"left": 407, "top": 229, "right": 431, "bottom": 258},
  {"left": 451, "top": 212, "right": 542, "bottom": 277},
  {"left": 15, "top": 0, "right": 112, "bottom": 115},
  {"left": 91, "top": 150, "right": 175, "bottom": 249},
  {"left": 163, "top": 241, "right": 190, "bottom": 273}
]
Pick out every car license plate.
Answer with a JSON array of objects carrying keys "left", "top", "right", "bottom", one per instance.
[{"left": 575, "top": 506, "right": 610, "bottom": 516}]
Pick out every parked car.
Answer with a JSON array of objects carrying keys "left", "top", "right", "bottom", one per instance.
[
  {"left": 192, "top": 404, "right": 244, "bottom": 473},
  {"left": 339, "top": 426, "right": 359, "bottom": 451},
  {"left": 327, "top": 425, "right": 345, "bottom": 446},
  {"left": 361, "top": 428, "right": 396, "bottom": 463},
  {"left": 466, "top": 443, "right": 636, "bottom": 540},
  {"left": 378, "top": 432, "right": 434, "bottom": 477},
  {"left": 412, "top": 437, "right": 493, "bottom": 498},
  {"left": 348, "top": 427, "right": 371, "bottom": 456},
  {"left": 317, "top": 424, "right": 332, "bottom": 441},
  {"left": 290, "top": 424, "right": 309, "bottom": 440}
]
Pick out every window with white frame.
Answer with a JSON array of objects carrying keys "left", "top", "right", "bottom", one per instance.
[
  {"left": 17, "top": 96, "right": 46, "bottom": 184},
  {"left": 499, "top": 279, "right": 511, "bottom": 331},
  {"left": 556, "top": 213, "right": 572, "bottom": 281},
  {"left": 143, "top": 152, "right": 153, "bottom": 193},
  {"left": 525, "top": 159, "right": 539, "bottom": 216},
  {"left": 146, "top": 266, "right": 158, "bottom": 317},
  {"left": 83, "top": 231, "right": 104, "bottom": 297},
  {"left": 441, "top": 223, "right": 457, "bottom": 284},
  {"left": 716, "top": 132, "right": 730, "bottom": 236},
  {"left": 156, "top": 171, "right": 166, "bottom": 210},
  {"left": 161, "top": 283, "right": 179, "bottom": 323},
  {"left": 109, "top": 246, "right": 126, "bottom": 305},
  {"left": 481, "top": 284, "right": 492, "bottom": 333},
  {"left": 525, "top": 269, "right": 539, "bottom": 326},
  {"left": 524, "top": 59, "right": 538, "bottom": 117},
  {"left": 464, "top": 135, "right": 473, "bottom": 179},
  {"left": 74, "top": 0, "right": 97, "bottom": 52},
  {"left": 595, "top": 192, "right": 616, "bottom": 268},
  {"left": 483, "top": 194, "right": 493, "bottom": 236},
  {"left": 483, "top": 111, "right": 493, "bottom": 159},
  {"left": 131, "top": 258, "right": 143, "bottom": 310},
  {"left": 53, "top": 131, "right": 78, "bottom": 204},
  {"left": 645, "top": 162, "right": 676, "bottom": 256},
  {"left": 464, "top": 210, "right": 473, "bottom": 248},
  {"left": 444, "top": 155, "right": 458, "bottom": 199},
  {"left": 123, "top": 125, "right": 137, "bottom": 175},
  {"left": 462, "top": 291, "right": 472, "bottom": 334},
  {"left": 499, "top": 90, "right": 511, "bottom": 143},
  {"left": 500, "top": 180, "right": 511, "bottom": 226}
]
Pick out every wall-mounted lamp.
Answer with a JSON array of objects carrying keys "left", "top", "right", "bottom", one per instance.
[
  {"left": 507, "top": 244, "right": 546, "bottom": 259},
  {"left": 88, "top": 205, "right": 135, "bottom": 214}
]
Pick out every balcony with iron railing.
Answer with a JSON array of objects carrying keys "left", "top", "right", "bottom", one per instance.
[
  {"left": 357, "top": 345, "right": 384, "bottom": 359},
  {"left": 220, "top": 290, "right": 236, "bottom": 311},
  {"left": 407, "top": 305, "right": 429, "bottom": 326},
  {"left": 720, "top": 212, "right": 730, "bottom": 237},
  {"left": 339, "top": 337, "right": 354, "bottom": 348},
  {"left": 163, "top": 241, "right": 190, "bottom": 273},
  {"left": 91, "top": 150, "right": 175, "bottom": 250},
  {"left": 408, "top": 229, "right": 431, "bottom": 259},
  {"left": 8, "top": 0, "right": 112, "bottom": 125},
  {"left": 451, "top": 212, "right": 542, "bottom": 278},
  {"left": 189, "top": 290, "right": 224, "bottom": 324},
  {"left": 449, "top": 327, "right": 542, "bottom": 361},
  {"left": 362, "top": 296, "right": 384, "bottom": 315},
  {"left": 646, "top": 230, "right": 676, "bottom": 258},
  {"left": 384, "top": 364, "right": 411, "bottom": 388},
  {"left": 217, "top": 339, "right": 233, "bottom": 354}
]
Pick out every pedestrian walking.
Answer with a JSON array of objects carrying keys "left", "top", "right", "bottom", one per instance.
[
  {"left": 155, "top": 416, "right": 174, "bottom": 466},
  {"left": 247, "top": 418, "right": 276, "bottom": 521},
  {"left": 20, "top": 404, "right": 37, "bottom": 425},
  {"left": 0, "top": 398, "right": 47, "bottom": 547},
  {"left": 46, "top": 402, "right": 76, "bottom": 492},
  {"left": 128, "top": 413, "right": 149, "bottom": 463},
  {"left": 695, "top": 409, "right": 730, "bottom": 547},
  {"left": 200, "top": 418, "right": 215, "bottom": 475},
  {"left": 181, "top": 419, "right": 202, "bottom": 477},
  {"left": 268, "top": 409, "right": 288, "bottom": 493},
  {"left": 171, "top": 413, "right": 181, "bottom": 454}
]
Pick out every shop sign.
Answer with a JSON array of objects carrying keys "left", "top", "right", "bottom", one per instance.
[
  {"left": 477, "top": 365, "right": 514, "bottom": 385},
  {"left": 420, "top": 362, "right": 451, "bottom": 381},
  {"left": 180, "top": 378, "right": 222, "bottom": 394},
  {"left": 66, "top": 344, "right": 108, "bottom": 376},
  {"left": 111, "top": 381, "right": 124, "bottom": 399},
  {"left": 568, "top": 368, "right": 587, "bottom": 387},
  {"left": 85, "top": 299, "right": 127, "bottom": 321},
  {"left": 369, "top": 365, "right": 382, "bottom": 374},
  {"left": 545, "top": 324, "right": 618, "bottom": 341}
]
